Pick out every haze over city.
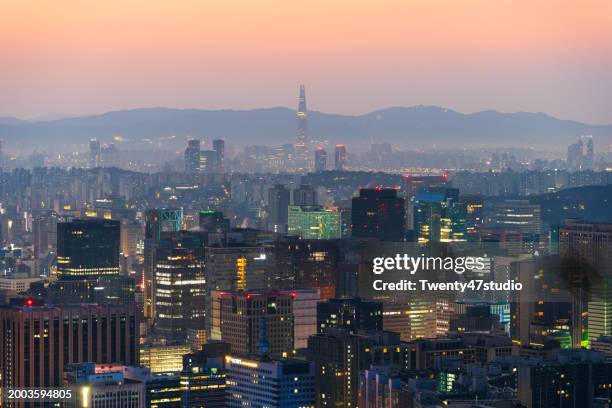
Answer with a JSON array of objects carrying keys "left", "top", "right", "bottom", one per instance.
[{"left": 2, "top": 0, "right": 612, "bottom": 123}]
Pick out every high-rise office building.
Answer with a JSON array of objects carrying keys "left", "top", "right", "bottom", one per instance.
[
  {"left": 139, "top": 343, "right": 192, "bottom": 374},
  {"left": 568, "top": 136, "right": 595, "bottom": 169},
  {"left": 560, "top": 221, "right": 612, "bottom": 344},
  {"left": 226, "top": 355, "right": 315, "bottom": 408},
  {"left": 279, "top": 288, "right": 320, "bottom": 350},
  {"left": 180, "top": 342, "right": 229, "bottom": 408},
  {"left": 212, "top": 289, "right": 319, "bottom": 351},
  {"left": 382, "top": 299, "right": 437, "bottom": 341},
  {"left": 487, "top": 199, "right": 541, "bottom": 235},
  {"left": 334, "top": 144, "right": 347, "bottom": 170},
  {"left": 184, "top": 139, "right": 201, "bottom": 174},
  {"left": 0, "top": 298, "right": 138, "bottom": 388},
  {"left": 205, "top": 245, "right": 272, "bottom": 307},
  {"left": 199, "top": 149, "right": 217, "bottom": 175},
  {"left": 212, "top": 138, "right": 225, "bottom": 174},
  {"left": 154, "top": 245, "right": 206, "bottom": 343},
  {"left": 143, "top": 208, "right": 183, "bottom": 318},
  {"left": 57, "top": 219, "right": 120, "bottom": 279},
  {"left": 351, "top": 188, "right": 406, "bottom": 241},
  {"left": 317, "top": 298, "right": 383, "bottom": 334},
  {"left": 267, "top": 184, "right": 290, "bottom": 233},
  {"left": 293, "top": 184, "right": 316, "bottom": 206},
  {"left": 413, "top": 188, "right": 467, "bottom": 243},
  {"left": 314, "top": 147, "right": 327, "bottom": 172},
  {"left": 295, "top": 84, "right": 309, "bottom": 161},
  {"left": 218, "top": 291, "right": 294, "bottom": 357},
  {"left": 274, "top": 237, "right": 340, "bottom": 299},
  {"left": 308, "top": 329, "right": 404, "bottom": 408},
  {"left": 90, "top": 138, "right": 101, "bottom": 168},
  {"left": 518, "top": 350, "right": 612, "bottom": 408},
  {"left": 287, "top": 206, "right": 342, "bottom": 239}
]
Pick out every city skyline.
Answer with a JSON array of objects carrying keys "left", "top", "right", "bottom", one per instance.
[
  {"left": 1, "top": 1, "right": 611, "bottom": 123},
  {"left": 2, "top": 2, "right": 612, "bottom": 406}
]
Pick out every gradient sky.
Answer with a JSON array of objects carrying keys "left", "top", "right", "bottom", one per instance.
[{"left": 1, "top": 0, "right": 611, "bottom": 123}]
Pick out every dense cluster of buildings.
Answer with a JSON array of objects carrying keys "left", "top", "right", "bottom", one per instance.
[{"left": 0, "top": 87, "right": 611, "bottom": 407}]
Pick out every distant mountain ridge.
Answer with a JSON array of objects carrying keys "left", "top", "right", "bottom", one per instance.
[{"left": 1, "top": 106, "right": 610, "bottom": 151}]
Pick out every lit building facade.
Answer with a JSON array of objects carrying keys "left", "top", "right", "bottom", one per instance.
[
  {"left": 154, "top": 245, "right": 206, "bottom": 343},
  {"left": 287, "top": 205, "right": 342, "bottom": 240},
  {"left": 0, "top": 299, "right": 138, "bottom": 388},
  {"left": 139, "top": 344, "right": 192, "bottom": 374},
  {"left": 184, "top": 139, "right": 201, "bottom": 175},
  {"left": 57, "top": 219, "right": 120, "bottom": 279},
  {"left": 218, "top": 291, "right": 294, "bottom": 357},
  {"left": 226, "top": 355, "right": 315, "bottom": 408},
  {"left": 413, "top": 188, "right": 467, "bottom": 243}
]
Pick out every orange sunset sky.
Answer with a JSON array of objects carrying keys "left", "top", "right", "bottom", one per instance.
[{"left": 1, "top": 0, "right": 611, "bottom": 123}]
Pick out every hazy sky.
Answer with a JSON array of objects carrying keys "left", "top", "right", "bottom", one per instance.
[{"left": 1, "top": 0, "right": 612, "bottom": 123}]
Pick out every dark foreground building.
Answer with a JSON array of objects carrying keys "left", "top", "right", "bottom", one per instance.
[
  {"left": 351, "top": 188, "right": 405, "bottom": 241},
  {"left": 0, "top": 298, "right": 138, "bottom": 388},
  {"left": 57, "top": 218, "right": 121, "bottom": 279}
]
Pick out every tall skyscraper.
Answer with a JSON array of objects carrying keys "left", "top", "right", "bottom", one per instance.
[
  {"left": 218, "top": 291, "right": 294, "bottom": 357},
  {"left": 90, "top": 138, "right": 101, "bottom": 168},
  {"left": 334, "top": 144, "right": 347, "bottom": 170},
  {"left": 0, "top": 298, "right": 138, "bottom": 388},
  {"left": 212, "top": 138, "right": 225, "bottom": 174},
  {"left": 560, "top": 220, "right": 612, "bottom": 345},
  {"left": 154, "top": 244, "right": 206, "bottom": 343},
  {"left": 267, "top": 184, "right": 290, "bottom": 233},
  {"left": 143, "top": 208, "right": 184, "bottom": 318},
  {"left": 413, "top": 188, "right": 467, "bottom": 243},
  {"left": 57, "top": 219, "right": 120, "bottom": 279},
  {"left": 279, "top": 289, "right": 320, "bottom": 350},
  {"left": 184, "top": 139, "right": 201, "bottom": 174},
  {"left": 295, "top": 84, "right": 308, "bottom": 161},
  {"left": 351, "top": 188, "right": 406, "bottom": 241},
  {"left": 314, "top": 147, "right": 327, "bottom": 172},
  {"left": 199, "top": 149, "right": 217, "bottom": 175}
]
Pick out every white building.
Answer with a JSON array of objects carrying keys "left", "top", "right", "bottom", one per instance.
[{"left": 226, "top": 355, "right": 315, "bottom": 408}]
